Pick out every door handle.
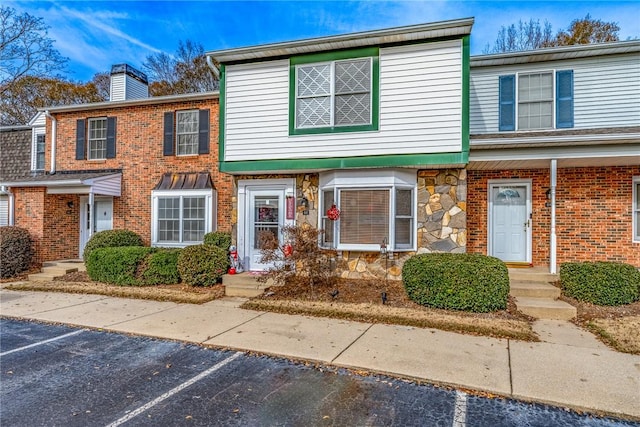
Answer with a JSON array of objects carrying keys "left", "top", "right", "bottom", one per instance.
[{"left": 524, "top": 219, "right": 530, "bottom": 231}]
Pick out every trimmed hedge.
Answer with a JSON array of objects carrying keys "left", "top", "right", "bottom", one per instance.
[
  {"left": 140, "top": 249, "right": 181, "bottom": 285},
  {"left": 83, "top": 229, "right": 144, "bottom": 261},
  {"left": 402, "top": 253, "right": 509, "bottom": 312},
  {"left": 0, "top": 226, "right": 34, "bottom": 279},
  {"left": 178, "top": 244, "right": 229, "bottom": 286},
  {"left": 86, "top": 246, "right": 154, "bottom": 285},
  {"left": 560, "top": 262, "right": 640, "bottom": 306},
  {"left": 203, "top": 231, "right": 232, "bottom": 250}
]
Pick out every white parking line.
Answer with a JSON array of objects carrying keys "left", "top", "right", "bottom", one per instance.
[
  {"left": 0, "top": 329, "right": 84, "bottom": 357},
  {"left": 105, "top": 351, "right": 243, "bottom": 427},
  {"left": 452, "top": 390, "right": 467, "bottom": 427}
]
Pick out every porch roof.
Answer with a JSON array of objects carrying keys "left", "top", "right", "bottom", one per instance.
[
  {"left": 0, "top": 171, "right": 122, "bottom": 196},
  {"left": 154, "top": 172, "right": 214, "bottom": 190}
]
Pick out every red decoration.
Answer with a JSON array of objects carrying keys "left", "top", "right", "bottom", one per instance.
[
  {"left": 283, "top": 243, "right": 293, "bottom": 257},
  {"left": 327, "top": 204, "right": 340, "bottom": 221}
]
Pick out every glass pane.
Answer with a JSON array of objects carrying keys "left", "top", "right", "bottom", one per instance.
[
  {"left": 396, "top": 189, "right": 412, "bottom": 216},
  {"left": 493, "top": 187, "right": 526, "bottom": 206},
  {"left": 335, "top": 93, "right": 370, "bottom": 126},
  {"left": 88, "top": 118, "right": 107, "bottom": 159},
  {"left": 340, "top": 190, "right": 389, "bottom": 245},
  {"left": 297, "top": 96, "right": 331, "bottom": 128},
  {"left": 177, "top": 111, "right": 198, "bottom": 133},
  {"left": 395, "top": 218, "right": 412, "bottom": 247},
  {"left": 335, "top": 59, "right": 370, "bottom": 94},
  {"left": 297, "top": 64, "right": 330, "bottom": 97},
  {"left": 322, "top": 190, "right": 334, "bottom": 246},
  {"left": 254, "top": 196, "right": 279, "bottom": 249}
]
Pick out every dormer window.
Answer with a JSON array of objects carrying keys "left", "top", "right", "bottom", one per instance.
[{"left": 32, "top": 133, "right": 45, "bottom": 171}]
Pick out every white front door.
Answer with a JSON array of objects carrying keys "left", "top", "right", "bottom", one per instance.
[
  {"left": 488, "top": 182, "right": 531, "bottom": 263},
  {"left": 79, "top": 196, "right": 113, "bottom": 256},
  {"left": 238, "top": 179, "right": 295, "bottom": 271}
]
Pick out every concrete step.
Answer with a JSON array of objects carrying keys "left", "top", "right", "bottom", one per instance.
[
  {"left": 510, "top": 281, "right": 561, "bottom": 298},
  {"left": 223, "top": 273, "right": 270, "bottom": 298},
  {"left": 28, "top": 273, "right": 62, "bottom": 281},
  {"left": 508, "top": 268, "right": 558, "bottom": 284},
  {"left": 43, "top": 261, "right": 86, "bottom": 272},
  {"left": 514, "top": 297, "right": 577, "bottom": 320}
]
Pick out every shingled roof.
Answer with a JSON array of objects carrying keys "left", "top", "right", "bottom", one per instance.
[{"left": 0, "top": 127, "right": 36, "bottom": 182}]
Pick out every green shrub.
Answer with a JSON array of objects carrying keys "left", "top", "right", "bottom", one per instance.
[
  {"left": 203, "top": 231, "right": 232, "bottom": 250},
  {"left": 140, "top": 248, "right": 181, "bottom": 285},
  {"left": 86, "top": 246, "right": 154, "bottom": 285},
  {"left": 560, "top": 262, "right": 640, "bottom": 306},
  {"left": 177, "top": 244, "right": 229, "bottom": 286},
  {"left": 83, "top": 229, "right": 143, "bottom": 261},
  {"left": 0, "top": 226, "right": 34, "bottom": 279},
  {"left": 402, "top": 253, "right": 509, "bottom": 312}
]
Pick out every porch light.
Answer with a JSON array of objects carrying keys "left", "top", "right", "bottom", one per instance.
[{"left": 380, "top": 237, "right": 387, "bottom": 255}]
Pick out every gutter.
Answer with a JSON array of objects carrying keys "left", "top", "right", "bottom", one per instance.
[
  {"left": 206, "top": 55, "right": 220, "bottom": 79},
  {"left": 45, "top": 110, "right": 57, "bottom": 174}
]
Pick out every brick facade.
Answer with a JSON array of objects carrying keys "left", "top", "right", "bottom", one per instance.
[
  {"left": 467, "top": 166, "right": 640, "bottom": 268},
  {"left": 15, "top": 97, "right": 233, "bottom": 262}
]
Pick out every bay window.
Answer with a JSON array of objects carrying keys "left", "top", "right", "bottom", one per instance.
[{"left": 151, "top": 190, "right": 215, "bottom": 246}]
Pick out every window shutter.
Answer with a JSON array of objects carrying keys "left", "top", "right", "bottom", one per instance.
[
  {"left": 198, "top": 109, "right": 210, "bottom": 154},
  {"left": 76, "top": 119, "right": 86, "bottom": 160},
  {"left": 499, "top": 75, "right": 516, "bottom": 131},
  {"left": 556, "top": 70, "right": 574, "bottom": 128},
  {"left": 106, "top": 117, "right": 117, "bottom": 158},
  {"left": 163, "top": 112, "right": 174, "bottom": 156}
]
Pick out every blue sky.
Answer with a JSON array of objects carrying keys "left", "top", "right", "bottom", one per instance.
[{"left": 7, "top": 0, "right": 640, "bottom": 82}]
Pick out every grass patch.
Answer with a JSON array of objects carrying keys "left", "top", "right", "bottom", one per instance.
[
  {"left": 4, "top": 281, "right": 224, "bottom": 304},
  {"left": 242, "top": 299, "right": 537, "bottom": 341},
  {"left": 586, "top": 316, "right": 640, "bottom": 355}
]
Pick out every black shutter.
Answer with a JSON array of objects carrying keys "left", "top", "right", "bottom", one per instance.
[
  {"left": 498, "top": 75, "right": 516, "bottom": 131},
  {"left": 106, "top": 117, "right": 117, "bottom": 158},
  {"left": 163, "top": 112, "right": 174, "bottom": 156},
  {"left": 198, "top": 109, "right": 210, "bottom": 154},
  {"left": 76, "top": 119, "right": 86, "bottom": 160}
]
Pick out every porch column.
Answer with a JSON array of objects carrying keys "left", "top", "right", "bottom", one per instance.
[
  {"left": 88, "top": 192, "right": 95, "bottom": 240},
  {"left": 550, "top": 159, "right": 557, "bottom": 274}
]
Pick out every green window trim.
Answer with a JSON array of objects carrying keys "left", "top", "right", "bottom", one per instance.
[{"left": 289, "top": 47, "right": 380, "bottom": 136}]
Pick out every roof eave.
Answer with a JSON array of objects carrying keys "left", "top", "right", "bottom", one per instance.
[{"left": 208, "top": 18, "right": 474, "bottom": 64}]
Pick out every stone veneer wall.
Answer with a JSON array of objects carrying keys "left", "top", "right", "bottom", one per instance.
[{"left": 306, "top": 169, "right": 467, "bottom": 281}]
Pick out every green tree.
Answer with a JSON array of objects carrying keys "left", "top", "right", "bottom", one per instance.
[
  {"left": 143, "top": 40, "right": 218, "bottom": 96},
  {"left": 556, "top": 14, "right": 620, "bottom": 45}
]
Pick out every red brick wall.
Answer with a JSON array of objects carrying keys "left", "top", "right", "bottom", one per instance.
[
  {"left": 13, "top": 187, "right": 45, "bottom": 265},
  {"left": 25, "top": 97, "right": 233, "bottom": 261},
  {"left": 467, "top": 166, "right": 640, "bottom": 268}
]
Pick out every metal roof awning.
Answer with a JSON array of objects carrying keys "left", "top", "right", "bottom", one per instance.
[
  {"left": 154, "top": 172, "right": 214, "bottom": 190},
  {"left": 0, "top": 171, "right": 122, "bottom": 196}
]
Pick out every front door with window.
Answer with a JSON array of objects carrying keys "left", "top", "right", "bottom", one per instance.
[
  {"left": 79, "top": 196, "right": 113, "bottom": 256},
  {"left": 238, "top": 179, "right": 295, "bottom": 272},
  {"left": 488, "top": 182, "right": 531, "bottom": 264}
]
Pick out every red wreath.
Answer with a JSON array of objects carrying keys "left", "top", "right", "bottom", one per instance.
[{"left": 327, "top": 204, "right": 340, "bottom": 221}]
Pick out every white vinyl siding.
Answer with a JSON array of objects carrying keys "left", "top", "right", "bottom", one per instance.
[
  {"left": 470, "top": 53, "right": 640, "bottom": 133},
  {"left": 0, "top": 194, "right": 9, "bottom": 226},
  {"left": 223, "top": 39, "right": 463, "bottom": 162}
]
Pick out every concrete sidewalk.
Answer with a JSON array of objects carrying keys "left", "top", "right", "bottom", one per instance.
[{"left": 1, "top": 288, "right": 638, "bottom": 420}]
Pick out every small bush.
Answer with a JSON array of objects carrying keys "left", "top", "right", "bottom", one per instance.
[
  {"left": 86, "top": 246, "right": 154, "bottom": 285},
  {"left": 177, "top": 244, "right": 229, "bottom": 286},
  {"left": 83, "top": 229, "right": 143, "bottom": 261},
  {"left": 140, "top": 248, "right": 181, "bottom": 285},
  {"left": 203, "top": 231, "right": 232, "bottom": 251},
  {"left": 560, "top": 262, "right": 640, "bottom": 306},
  {"left": 0, "top": 226, "right": 34, "bottom": 279},
  {"left": 402, "top": 253, "right": 509, "bottom": 312}
]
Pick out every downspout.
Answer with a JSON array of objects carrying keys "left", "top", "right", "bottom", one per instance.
[
  {"left": 45, "top": 110, "right": 57, "bottom": 174},
  {"left": 550, "top": 159, "right": 557, "bottom": 274},
  {"left": 206, "top": 55, "right": 220, "bottom": 79}
]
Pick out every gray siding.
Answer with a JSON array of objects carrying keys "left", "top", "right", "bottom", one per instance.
[{"left": 470, "top": 53, "right": 640, "bottom": 134}]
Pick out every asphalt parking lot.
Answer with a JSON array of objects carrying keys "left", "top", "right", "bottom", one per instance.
[{"left": 0, "top": 318, "right": 636, "bottom": 427}]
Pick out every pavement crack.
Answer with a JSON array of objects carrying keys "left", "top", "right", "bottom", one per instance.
[
  {"left": 198, "top": 311, "right": 267, "bottom": 343},
  {"left": 329, "top": 323, "right": 374, "bottom": 364},
  {"left": 507, "top": 339, "right": 513, "bottom": 396}
]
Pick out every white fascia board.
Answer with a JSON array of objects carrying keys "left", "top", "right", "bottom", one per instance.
[
  {"left": 469, "top": 144, "right": 640, "bottom": 162},
  {"left": 470, "top": 133, "right": 640, "bottom": 147}
]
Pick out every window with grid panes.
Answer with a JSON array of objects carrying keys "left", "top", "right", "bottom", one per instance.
[
  {"left": 88, "top": 118, "right": 107, "bottom": 160},
  {"left": 518, "top": 72, "right": 553, "bottom": 130},
  {"left": 34, "top": 133, "right": 45, "bottom": 170},
  {"left": 296, "top": 58, "right": 372, "bottom": 129},
  {"left": 153, "top": 191, "right": 213, "bottom": 245},
  {"left": 176, "top": 110, "right": 199, "bottom": 155}
]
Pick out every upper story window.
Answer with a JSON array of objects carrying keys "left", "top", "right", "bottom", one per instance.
[
  {"left": 75, "top": 117, "right": 116, "bottom": 160},
  {"left": 163, "top": 109, "right": 210, "bottom": 156},
  {"left": 290, "top": 47, "right": 379, "bottom": 135},
  {"left": 88, "top": 118, "right": 107, "bottom": 160},
  {"left": 32, "top": 133, "right": 45, "bottom": 171},
  {"left": 499, "top": 70, "right": 573, "bottom": 131}
]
